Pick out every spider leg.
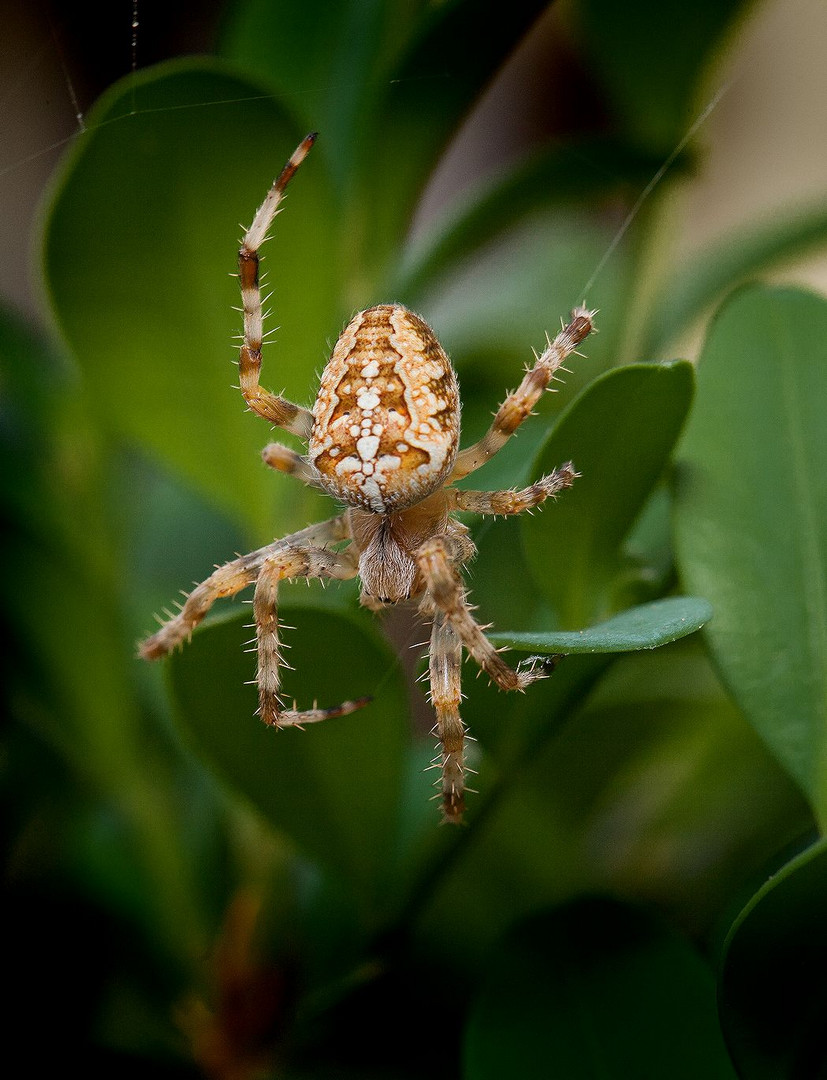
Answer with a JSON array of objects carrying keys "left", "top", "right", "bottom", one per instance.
[
  {"left": 139, "top": 515, "right": 350, "bottom": 660},
  {"left": 417, "top": 536, "right": 544, "bottom": 693},
  {"left": 429, "top": 611, "right": 467, "bottom": 824},
  {"left": 261, "top": 442, "right": 324, "bottom": 488},
  {"left": 237, "top": 133, "right": 317, "bottom": 437},
  {"left": 449, "top": 308, "right": 595, "bottom": 481},
  {"left": 253, "top": 542, "right": 364, "bottom": 727},
  {"left": 449, "top": 462, "right": 578, "bottom": 516}
]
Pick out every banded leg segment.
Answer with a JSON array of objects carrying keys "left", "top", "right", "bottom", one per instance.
[
  {"left": 253, "top": 543, "right": 362, "bottom": 727},
  {"left": 238, "top": 133, "right": 317, "bottom": 436},
  {"left": 139, "top": 515, "right": 350, "bottom": 659},
  {"left": 450, "top": 308, "right": 595, "bottom": 481},
  {"left": 450, "top": 462, "right": 577, "bottom": 516},
  {"left": 429, "top": 612, "right": 467, "bottom": 824},
  {"left": 417, "top": 537, "right": 544, "bottom": 693},
  {"left": 261, "top": 442, "right": 323, "bottom": 487}
]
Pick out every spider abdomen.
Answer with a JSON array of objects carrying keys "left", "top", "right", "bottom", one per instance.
[{"left": 309, "top": 305, "right": 460, "bottom": 513}]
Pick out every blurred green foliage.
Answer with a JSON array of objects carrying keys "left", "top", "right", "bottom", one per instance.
[{"left": 4, "top": 0, "right": 827, "bottom": 1075}]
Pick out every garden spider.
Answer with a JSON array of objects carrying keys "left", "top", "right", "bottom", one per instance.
[{"left": 140, "top": 133, "right": 595, "bottom": 823}]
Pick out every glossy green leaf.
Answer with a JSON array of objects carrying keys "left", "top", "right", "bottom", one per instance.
[
  {"left": 522, "top": 361, "right": 694, "bottom": 629},
  {"left": 167, "top": 603, "right": 408, "bottom": 913},
  {"left": 464, "top": 898, "right": 736, "bottom": 1079},
  {"left": 646, "top": 204, "right": 827, "bottom": 356},
  {"left": 575, "top": 0, "right": 750, "bottom": 151},
  {"left": 674, "top": 285, "right": 827, "bottom": 821},
  {"left": 43, "top": 60, "right": 339, "bottom": 538},
  {"left": 719, "top": 837, "right": 827, "bottom": 1079},
  {"left": 491, "top": 596, "right": 711, "bottom": 653}
]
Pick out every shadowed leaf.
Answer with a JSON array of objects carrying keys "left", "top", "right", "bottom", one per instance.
[{"left": 168, "top": 604, "right": 408, "bottom": 914}]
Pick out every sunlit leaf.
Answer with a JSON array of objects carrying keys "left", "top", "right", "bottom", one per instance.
[{"left": 418, "top": 213, "right": 629, "bottom": 387}]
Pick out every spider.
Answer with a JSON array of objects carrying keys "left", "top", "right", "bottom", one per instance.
[{"left": 140, "top": 133, "right": 595, "bottom": 824}]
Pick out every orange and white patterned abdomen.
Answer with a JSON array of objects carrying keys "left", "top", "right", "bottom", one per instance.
[{"left": 309, "top": 305, "right": 460, "bottom": 512}]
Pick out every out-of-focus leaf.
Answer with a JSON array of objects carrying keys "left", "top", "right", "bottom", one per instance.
[
  {"left": 43, "top": 60, "right": 339, "bottom": 538},
  {"left": 374, "top": 0, "right": 546, "bottom": 160},
  {"left": 219, "top": 0, "right": 422, "bottom": 196},
  {"left": 397, "top": 137, "right": 687, "bottom": 298},
  {"left": 575, "top": 0, "right": 750, "bottom": 151},
  {"left": 646, "top": 204, "right": 827, "bottom": 356},
  {"left": 556, "top": 642, "right": 812, "bottom": 924},
  {"left": 351, "top": 0, "right": 552, "bottom": 279},
  {"left": 719, "top": 837, "right": 827, "bottom": 1079},
  {"left": 491, "top": 595, "right": 711, "bottom": 652},
  {"left": 409, "top": 641, "right": 810, "bottom": 973},
  {"left": 674, "top": 286, "right": 827, "bottom": 822},
  {"left": 522, "top": 361, "right": 694, "bottom": 628},
  {"left": 221, "top": 0, "right": 550, "bottom": 285},
  {"left": 0, "top": 305, "right": 208, "bottom": 964},
  {"left": 168, "top": 604, "right": 408, "bottom": 916},
  {"left": 464, "top": 898, "right": 736, "bottom": 1079},
  {"left": 420, "top": 212, "right": 628, "bottom": 373}
]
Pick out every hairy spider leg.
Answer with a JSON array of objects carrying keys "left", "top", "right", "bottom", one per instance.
[
  {"left": 449, "top": 307, "right": 595, "bottom": 481},
  {"left": 449, "top": 462, "right": 578, "bottom": 516},
  {"left": 139, "top": 515, "right": 350, "bottom": 659},
  {"left": 416, "top": 524, "right": 557, "bottom": 823},
  {"left": 253, "top": 542, "right": 365, "bottom": 726},
  {"left": 237, "top": 132, "right": 318, "bottom": 436},
  {"left": 429, "top": 612, "right": 466, "bottom": 823},
  {"left": 417, "top": 536, "right": 546, "bottom": 695},
  {"left": 261, "top": 441, "right": 324, "bottom": 487}
]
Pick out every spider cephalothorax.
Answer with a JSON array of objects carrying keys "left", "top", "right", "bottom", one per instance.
[{"left": 140, "top": 133, "right": 595, "bottom": 823}]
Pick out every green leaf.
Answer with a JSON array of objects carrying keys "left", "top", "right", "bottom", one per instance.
[
  {"left": 397, "top": 137, "right": 677, "bottom": 298},
  {"left": 491, "top": 596, "right": 711, "bottom": 653},
  {"left": 409, "top": 639, "right": 810, "bottom": 972},
  {"left": 719, "top": 836, "right": 827, "bottom": 1079},
  {"left": 42, "top": 60, "right": 339, "bottom": 538},
  {"left": 222, "top": 0, "right": 550, "bottom": 285},
  {"left": 464, "top": 898, "right": 736, "bottom": 1079},
  {"left": 220, "top": 0, "right": 421, "bottom": 195},
  {"left": 522, "top": 361, "right": 694, "bottom": 628},
  {"left": 167, "top": 603, "right": 408, "bottom": 915},
  {"left": 575, "top": 0, "right": 750, "bottom": 151},
  {"left": 358, "top": 0, "right": 550, "bottom": 272},
  {"left": 646, "top": 204, "right": 827, "bottom": 356},
  {"left": 419, "top": 212, "right": 630, "bottom": 394},
  {"left": 674, "top": 285, "right": 827, "bottom": 821},
  {"left": 0, "top": 305, "right": 210, "bottom": 964}
]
